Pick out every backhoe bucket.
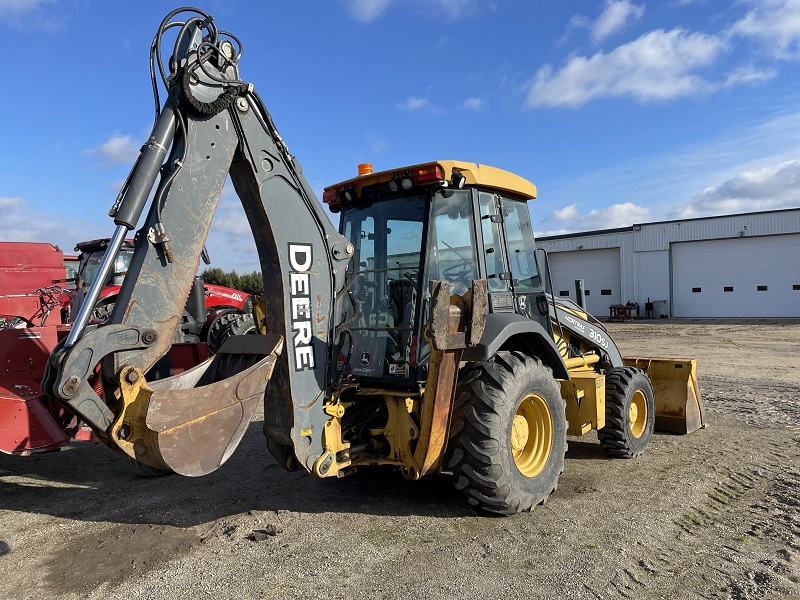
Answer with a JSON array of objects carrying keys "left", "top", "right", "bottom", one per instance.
[
  {"left": 112, "top": 334, "right": 283, "bottom": 476},
  {"left": 623, "top": 357, "right": 706, "bottom": 434}
]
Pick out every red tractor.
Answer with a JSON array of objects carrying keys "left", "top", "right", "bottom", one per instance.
[
  {"left": 72, "top": 238, "right": 254, "bottom": 348},
  {"left": 0, "top": 240, "right": 252, "bottom": 455}
]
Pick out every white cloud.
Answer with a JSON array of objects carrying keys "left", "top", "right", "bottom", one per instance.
[
  {"left": 344, "top": 0, "right": 393, "bottom": 23},
  {"left": 435, "top": 0, "right": 481, "bottom": 20},
  {"left": 0, "top": 196, "right": 24, "bottom": 209},
  {"left": 687, "top": 159, "right": 800, "bottom": 214},
  {"left": 537, "top": 109, "right": 800, "bottom": 229},
  {"left": 396, "top": 96, "right": 433, "bottom": 111},
  {"left": 538, "top": 202, "right": 650, "bottom": 235},
  {"left": 592, "top": 0, "right": 645, "bottom": 42},
  {"left": 586, "top": 202, "right": 651, "bottom": 226},
  {"left": 0, "top": 195, "right": 106, "bottom": 251},
  {"left": 0, "top": 0, "right": 62, "bottom": 30},
  {"left": 0, "top": 0, "right": 50, "bottom": 11},
  {"left": 731, "top": 0, "right": 800, "bottom": 59},
  {"left": 82, "top": 134, "right": 140, "bottom": 168},
  {"left": 343, "top": 0, "right": 483, "bottom": 22},
  {"left": 459, "top": 97, "right": 487, "bottom": 110},
  {"left": 202, "top": 184, "right": 260, "bottom": 273},
  {"left": 545, "top": 203, "right": 580, "bottom": 222},
  {"left": 563, "top": 0, "right": 644, "bottom": 45},
  {"left": 362, "top": 130, "right": 387, "bottom": 154},
  {"left": 721, "top": 65, "right": 777, "bottom": 87},
  {"left": 525, "top": 28, "right": 726, "bottom": 108}
]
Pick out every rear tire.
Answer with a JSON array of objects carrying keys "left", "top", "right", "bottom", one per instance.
[
  {"left": 446, "top": 351, "right": 567, "bottom": 515},
  {"left": 598, "top": 367, "right": 655, "bottom": 458},
  {"left": 207, "top": 311, "right": 257, "bottom": 353}
]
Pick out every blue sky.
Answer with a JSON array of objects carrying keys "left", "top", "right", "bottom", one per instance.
[{"left": 2, "top": 0, "right": 800, "bottom": 273}]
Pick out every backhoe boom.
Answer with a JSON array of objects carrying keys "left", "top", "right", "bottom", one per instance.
[{"left": 43, "top": 9, "right": 353, "bottom": 474}]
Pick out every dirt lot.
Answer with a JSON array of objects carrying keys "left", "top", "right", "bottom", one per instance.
[{"left": 1, "top": 321, "right": 798, "bottom": 599}]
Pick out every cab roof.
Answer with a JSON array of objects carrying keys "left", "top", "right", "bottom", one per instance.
[
  {"left": 324, "top": 160, "right": 537, "bottom": 202},
  {"left": 74, "top": 238, "right": 135, "bottom": 253}
]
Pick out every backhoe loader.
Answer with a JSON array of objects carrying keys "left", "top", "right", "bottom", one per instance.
[{"left": 44, "top": 7, "right": 704, "bottom": 514}]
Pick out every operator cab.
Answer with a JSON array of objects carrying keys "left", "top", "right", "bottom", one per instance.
[
  {"left": 75, "top": 238, "right": 135, "bottom": 288},
  {"left": 324, "top": 161, "right": 551, "bottom": 385}
]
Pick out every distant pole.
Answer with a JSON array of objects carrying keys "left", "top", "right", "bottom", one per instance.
[{"left": 575, "top": 279, "right": 586, "bottom": 309}]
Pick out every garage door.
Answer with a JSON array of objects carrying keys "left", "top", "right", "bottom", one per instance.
[
  {"left": 672, "top": 234, "right": 800, "bottom": 317},
  {"left": 547, "top": 248, "right": 621, "bottom": 317}
]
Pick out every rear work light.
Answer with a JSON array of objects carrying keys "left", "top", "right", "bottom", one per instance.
[
  {"left": 323, "top": 188, "right": 336, "bottom": 204},
  {"left": 415, "top": 165, "right": 443, "bottom": 183}
]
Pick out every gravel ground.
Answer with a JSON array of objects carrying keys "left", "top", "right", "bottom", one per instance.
[{"left": 1, "top": 320, "right": 798, "bottom": 599}]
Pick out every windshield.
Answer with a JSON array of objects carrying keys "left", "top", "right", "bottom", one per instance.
[
  {"left": 340, "top": 195, "right": 426, "bottom": 379},
  {"left": 79, "top": 249, "right": 133, "bottom": 287}
]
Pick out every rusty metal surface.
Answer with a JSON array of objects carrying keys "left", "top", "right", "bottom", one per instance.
[
  {"left": 142, "top": 339, "right": 283, "bottom": 476},
  {"left": 467, "top": 279, "right": 488, "bottom": 346},
  {"left": 415, "top": 347, "right": 463, "bottom": 477},
  {"left": 413, "top": 281, "right": 472, "bottom": 477},
  {"left": 153, "top": 396, "right": 261, "bottom": 477},
  {"left": 428, "top": 280, "right": 452, "bottom": 351},
  {"left": 106, "top": 337, "right": 284, "bottom": 477},
  {"left": 429, "top": 279, "right": 483, "bottom": 352}
]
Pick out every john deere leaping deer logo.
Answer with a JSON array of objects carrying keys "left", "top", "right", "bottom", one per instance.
[{"left": 360, "top": 352, "right": 370, "bottom": 366}]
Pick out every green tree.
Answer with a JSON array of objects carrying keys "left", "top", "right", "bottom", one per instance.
[{"left": 201, "top": 268, "right": 263, "bottom": 297}]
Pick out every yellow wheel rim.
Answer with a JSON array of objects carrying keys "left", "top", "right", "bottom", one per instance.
[
  {"left": 511, "top": 394, "right": 553, "bottom": 477},
  {"left": 629, "top": 390, "right": 647, "bottom": 438}
]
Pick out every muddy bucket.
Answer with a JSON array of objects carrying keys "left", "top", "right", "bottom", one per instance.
[
  {"left": 111, "top": 334, "right": 283, "bottom": 476},
  {"left": 623, "top": 357, "right": 706, "bottom": 434}
]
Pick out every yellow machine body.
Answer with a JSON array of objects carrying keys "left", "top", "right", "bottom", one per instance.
[{"left": 551, "top": 299, "right": 706, "bottom": 437}]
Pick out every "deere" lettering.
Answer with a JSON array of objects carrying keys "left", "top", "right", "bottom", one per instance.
[{"left": 288, "top": 243, "right": 315, "bottom": 371}]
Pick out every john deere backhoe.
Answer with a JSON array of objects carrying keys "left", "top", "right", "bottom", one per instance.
[{"left": 44, "top": 7, "right": 704, "bottom": 514}]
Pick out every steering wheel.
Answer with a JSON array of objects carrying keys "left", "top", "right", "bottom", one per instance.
[{"left": 439, "top": 240, "right": 473, "bottom": 281}]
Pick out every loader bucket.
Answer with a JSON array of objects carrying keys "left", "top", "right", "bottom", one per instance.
[
  {"left": 111, "top": 334, "right": 283, "bottom": 476},
  {"left": 623, "top": 357, "right": 706, "bottom": 434}
]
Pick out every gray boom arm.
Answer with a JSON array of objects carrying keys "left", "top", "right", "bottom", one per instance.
[{"left": 43, "top": 10, "right": 353, "bottom": 473}]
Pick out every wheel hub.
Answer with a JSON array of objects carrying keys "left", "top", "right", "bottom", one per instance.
[
  {"left": 629, "top": 389, "right": 648, "bottom": 438},
  {"left": 511, "top": 394, "right": 553, "bottom": 478},
  {"left": 511, "top": 415, "right": 530, "bottom": 452}
]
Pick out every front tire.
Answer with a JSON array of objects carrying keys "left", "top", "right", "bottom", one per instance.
[
  {"left": 598, "top": 367, "right": 655, "bottom": 458},
  {"left": 446, "top": 351, "right": 567, "bottom": 515}
]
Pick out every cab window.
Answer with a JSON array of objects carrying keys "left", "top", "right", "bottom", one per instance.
[
  {"left": 479, "top": 192, "right": 510, "bottom": 292},
  {"left": 503, "top": 199, "right": 541, "bottom": 293}
]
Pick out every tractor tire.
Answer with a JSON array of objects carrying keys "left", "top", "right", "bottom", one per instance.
[
  {"left": 125, "top": 458, "right": 173, "bottom": 478},
  {"left": 598, "top": 367, "right": 655, "bottom": 458},
  {"left": 206, "top": 311, "right": 257, "bottom": 354},
  {"left": 445, "top": 351, "right": 567, "bottom": 515}
]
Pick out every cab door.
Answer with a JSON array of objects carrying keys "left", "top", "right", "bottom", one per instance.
[
  {"left": 478, "top": 192, "right": 551, "bottom": 333},
  {"left": 477, "top": 191, "right": 515, "bottom": 313},
  {"left": 501, "top": 197, "right": 552, "bottom": 335}
]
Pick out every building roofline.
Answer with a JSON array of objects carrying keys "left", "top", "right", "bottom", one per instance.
[
  {"left": 537, "top": 226, "right": 632, "bottom": 241},
  {"left": 537, "top": 207, "right": 800, "bottom": 241}
]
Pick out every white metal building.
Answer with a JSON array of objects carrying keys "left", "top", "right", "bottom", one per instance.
[{"left": 537, "top": 208, "right": 800, "bottom": 318}]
